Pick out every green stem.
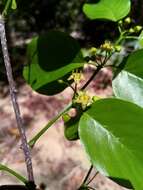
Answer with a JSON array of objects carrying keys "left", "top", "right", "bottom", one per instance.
[
  {"left": 29, "top": 102, "right": 72, "bottom": 148},
  {"left": 118, "top": 25, "right": 122, "bottom": 34},
  {"left": 0, "top": 164, "right": 27, "bottom": 184},
  {"left": 124, "top": 36, "right": 139, "bottom": 40},
  {"left": 115, "top": 34, "right": 124, "bottom": 45},
  {"left": 87, "top": 186, "right": 96, "bottom": 190},
  {"left": 2, "top": 0, "right": 12, "bottom": 16},
  {"left": 115, "top": 33, "right": 139, "bottom": 45},
  {"left": 115, "top": 30, "right": 129, "bottom": 45},
  {"left": 29, "top": 46, "right": 113, "bottom": 149}
]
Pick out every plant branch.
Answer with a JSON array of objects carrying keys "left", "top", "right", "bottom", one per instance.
[
  {"left": 29, "top": 102, "right": 72, "bottom": 148},
  {"left": 81, "top": 52, "right": 110, "bottom": 91},
  {"left": 86, "top": 171, "right": 99, "bottom": 185},
  {"left": 29, "top": 65, "right": 104, "bottom": 147},
  {"left": 124, "top": 36, "right": 139, "bottom": 40},
  {"left": 81, "top": 65, "right": 102, "bottom": 90},
  {"left": 83, "top": 165, "right": 93, "bottom": 184},
  {"left": 115, "top": 30, "right": 138, "bottom": 46},
  {"left": 78, "top": 165, "right": 93, "bottom": 189},
  {"left": 2, "top": 0, "right": 11, "bottom": 16},
  {"left": 0, "top": 16, "right": 34, "bottom": 183},
  {"left": 87, "top": 186, "right": 96, "bottom": 190},
  {"left": 0, "top": 164, "right": 27, "bottom": 184},
  {"left": 29, "top": 52, "right": 110, "bottom": 147}
]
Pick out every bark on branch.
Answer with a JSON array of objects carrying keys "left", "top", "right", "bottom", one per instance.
[{"left": 0, "top": 16, "right": 34, "bottom": 183}]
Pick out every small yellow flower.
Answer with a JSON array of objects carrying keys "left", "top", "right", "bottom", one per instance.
[
  {"left": 100, "top": 41, "right": 114, "bottom": 52},
  {"left": 74, "top": 91, "right": 92, "bottom": 109},
  {"left": 68, "top": 70, "right": 84, "bottom": 84}
]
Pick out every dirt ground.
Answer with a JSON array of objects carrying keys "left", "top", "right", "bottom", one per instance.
[{"left": 0, "top": 68, "right": 129, "bottom": 190}]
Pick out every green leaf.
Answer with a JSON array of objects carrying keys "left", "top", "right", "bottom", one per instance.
[
  {"left": 113, "top": 70, "right": 143, "bottom": 107},
  {"left": 138, "top": 31, "right": 143, "bottom": 47},
  {"left": 11, "top": 0, "right": 17, "bottom": 9},
  {"left": 64, "top": 117, "right": 79, "bottom": 141},
  {"left": 83, "top": 0, "right": 131, "bottom": 22},
  {"left": 23, "top": 31, "right": 84, "bottom": 95},
  {"left": 113, "top": 49, "right": 143, "bottom": 107},
  {"left": 63, "top": 111, "right": 83, "bottom": 141},
  {"left": 79, "top": 98, "right": 143, "bottom": 189},
  {"left": 124, "top": 49, "right": 143, "bottom": 78},
  {"left": 2, "top": 0, "right": 17, "bottom": 15}
]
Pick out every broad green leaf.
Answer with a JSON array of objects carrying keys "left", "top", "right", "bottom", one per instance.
[
  {"left": 124, "top": 49, "right": 143, "bottom": 78},
  {"left": 23, "top": 31, "right": 84, "bottom": 95},
  {"left": 11, "top": 0, "right": 17, "bottom": 9},
  {"left": 83, "top": 0, "right": 131, "bottom": 22},
  {"left": 79, "top": 98, "right": 143, "bottom": 189},
  {"left": 113, "top": 49, "right": 143, "bottom": 107},
  {"left": 138, "top": 31, "right": 143, "bottom": 47},
  {"left": 113, "top": 71, "right": 143, "bottom": 107}
]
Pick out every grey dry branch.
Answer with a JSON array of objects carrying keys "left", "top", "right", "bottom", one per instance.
[{"left": 0, "top": 16, "right": 34, "bottom": 183}]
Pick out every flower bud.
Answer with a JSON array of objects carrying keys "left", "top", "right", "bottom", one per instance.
[
  {"left": 118, "top": 20, "right": 123, "bottom": 25},
  {"left": 128, "top": 28, "right": 134, "bottom": 33},
  {"left": 134, "top": 25, "right": 142, "bottom": 33},
  {"left": 114, "top": 45, "right": 122, "bottom": 52},
  {"left": 90, "top": 47, "right": 97, "bottom": 55},
  {"left": 58, "top": 79, "right": 64, "bottom": 83},
  {"left": 124, "top": 17, "right": 131, "bottom": 24},
  {"left": 62, "top": 113, "right": 71, "bottom": 122},
  {"left": 92, "top": 96, "right": 101, "bottom": 102}
]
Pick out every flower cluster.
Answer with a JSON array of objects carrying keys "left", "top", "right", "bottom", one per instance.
[
  {"left": 100, "top": 41, "right": 114, "bottom": 52},
  {"left": 119, "top": 17, "right": 142, "bottom": 34}
]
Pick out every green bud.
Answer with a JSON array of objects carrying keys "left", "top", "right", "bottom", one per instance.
[
  {"left": 134, "top": 25, "right": 142, "bottom": 33},
  {"left": 62, "top": 113, "right": 71, "bottom": 122},
  {"left": 114, "top": 45, "right": 122, "bottom": 52},
  {"left": 92, "top": 96, "right": 101, "bottom": 102},
  {"left": 118, "top": 20, "right": 123, "bottom": 25},
  {"left": 12, "top": 0, "right": 17, "bottom": 9},
  {"left": 90, "top": 47, "right": 97, "bottom": 55},
  {"left": 58, "top": 79, "right": 64, "bottom": 84},
  {"left": 129, "top": 28, "right": 134, "bottom": 33},
  {"left": 124, "top": 17, "right": 131, "bottom": 24}
]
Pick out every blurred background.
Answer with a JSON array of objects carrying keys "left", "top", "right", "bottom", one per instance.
[{"left": 0, "top": 0, "right": 142, "bottom": 189}]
